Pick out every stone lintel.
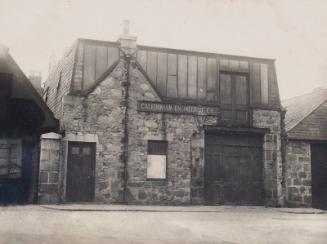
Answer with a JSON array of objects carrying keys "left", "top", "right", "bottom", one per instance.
[{"left": 65, "top": 133, "right": 99, "bottom": 143}]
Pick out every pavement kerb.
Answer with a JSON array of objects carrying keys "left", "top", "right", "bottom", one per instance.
[
  {"left": 40, "top": 205, "right": 224, "bottom": 213},
  {"left": 39, "top": 205, "right": 327, "bottom": 214}
]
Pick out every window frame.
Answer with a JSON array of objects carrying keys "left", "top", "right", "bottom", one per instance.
[
  {"left": 218, "top": 71, "right": 250, "bottom": 127},
  {"left": 0, "top": 139, "right": 22, "bottom": 179},
  {"left": 146, "top": 140, "right": 168, "bottom": 181}
]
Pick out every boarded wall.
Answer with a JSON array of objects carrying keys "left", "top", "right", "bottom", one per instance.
[{"left": 38, "top": 133, "right": 61, "bottom": 203}]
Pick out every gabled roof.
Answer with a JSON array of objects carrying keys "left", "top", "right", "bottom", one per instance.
[
  {"left": 0, "top": 46, "right": 58, "bottom": 132},
  {"left": 282, "top": 87, "right": 327, "bottom": 132}
]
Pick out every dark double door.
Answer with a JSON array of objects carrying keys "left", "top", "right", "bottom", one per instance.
[
  {"left": 205, "top": 132, "right": 263, "bottom": 205},
  {"left": 311, "top": 144, "right": 327, "bottom": 210},
  {"left": 66, "top": 142, "right": 96, "bottom": 202}
]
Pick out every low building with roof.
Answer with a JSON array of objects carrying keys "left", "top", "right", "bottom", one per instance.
[
  {"left": 0, "top": 45, "right": 58, "bottom": 204},
  {"left": 283, "top": 87, "right": 327, "bottom": 209}
]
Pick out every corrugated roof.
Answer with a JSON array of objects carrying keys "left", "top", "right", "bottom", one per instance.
[{"left": 282, "top": 87, "right": 327, "bottom": 132}]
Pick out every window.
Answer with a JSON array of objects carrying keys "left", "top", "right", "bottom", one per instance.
[
  {"left": 0, "top": 139, "right": 22, "bottom": 178},
  {"left": 71, "top": 146, "right": 80, "bottom": 155},
  {"left": 147, "top": 141, "right": 168, "bottom": 180},
  {"left": 220, "top": 73, "right": 232, "bottom": 104},
  {"left": 82, "top": 146, "right": 91, "bottom": 155},
  {"left": 219, "top": 71, "right": 249, "bottom": 126}
]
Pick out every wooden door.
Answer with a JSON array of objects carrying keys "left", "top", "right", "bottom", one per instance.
[
  {"left": 205, "top": 133, "right": 263, "bottom": 205},
  {"left": 66, "top": 142, "right": 96, "bottom": 202},
  {"left": 311, "top": 144, "right": 327, "bottom": 209}
]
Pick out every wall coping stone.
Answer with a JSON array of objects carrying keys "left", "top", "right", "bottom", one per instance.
[{"left": 41, "top": 132, "right": 62, "bottom": 139}]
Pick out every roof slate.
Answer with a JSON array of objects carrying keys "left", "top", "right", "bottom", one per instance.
[{"left": 282, "top": 87, "right": 327, "bottom": 132}]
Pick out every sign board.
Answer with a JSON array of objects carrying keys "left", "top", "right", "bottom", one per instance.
[{"left": 138, "top": 101, "right": 219, "bottom": 116}]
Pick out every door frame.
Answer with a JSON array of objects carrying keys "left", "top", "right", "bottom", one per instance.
[
  {"left": 62, "top": 133, "right": 98, "bottom": 203},
  {"left": 310, "top": 141, "right": 327, "bottom": 209},
  {"left": 204, "top": 130, "right": 264, "bottom": 205},
  {"left": 66, "top": 141, "right": 96, "bottom": 202}
]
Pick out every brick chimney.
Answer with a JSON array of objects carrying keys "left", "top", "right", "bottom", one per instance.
[{"left": 118, "top": 20, "right": 137, "bottom": 57}]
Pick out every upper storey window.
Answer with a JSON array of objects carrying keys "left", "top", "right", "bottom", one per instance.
[{"left": 219, "top": 72, "right": 249, "bottom": 127}]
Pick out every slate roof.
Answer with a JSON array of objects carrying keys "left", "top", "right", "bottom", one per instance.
[
  {"left": 0, "top": 46, "right": 58, "bottom": 132},
  {"left": 282, "top": 87, "right": 327, "bottom": 132}
]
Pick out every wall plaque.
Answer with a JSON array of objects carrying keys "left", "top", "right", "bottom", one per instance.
[{"left": 138, "top": 101, "right": 219, "bottom": 116}]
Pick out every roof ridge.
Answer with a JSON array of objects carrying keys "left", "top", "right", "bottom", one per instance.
[
  {"left": 283, "top": 87, "right": 327, "bottom": 104},
  {"left": 76, "top": 37, "right": 275, "bottom": 61}
]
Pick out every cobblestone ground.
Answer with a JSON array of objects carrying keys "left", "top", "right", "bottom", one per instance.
[{"left": 0, "top": 205, "right": 326, "bottom": 244}]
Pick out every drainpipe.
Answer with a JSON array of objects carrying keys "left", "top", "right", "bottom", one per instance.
[
  {"left": 121, "top": 54, "right": 131, "bottom": 203},
  {"left": 280, "top": 107, "right": 287, "bottom": 206},
  {"left": 118, "top": 21, "right": 137, "bottom": 203}
]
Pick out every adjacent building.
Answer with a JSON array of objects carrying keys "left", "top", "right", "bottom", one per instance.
[
  {"left": 39, "top": 32, "right": 284, "bottom": 206},
  {"left": 283, "top": 87, "right": 327, "bottom": 209},
  {"left": 0, "top": 46, "right": 58, "bottom": 204}
]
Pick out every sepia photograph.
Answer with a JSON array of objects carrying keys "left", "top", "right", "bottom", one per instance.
[{"left": 0, "top": 0, "right": 327, "bottom": 243}]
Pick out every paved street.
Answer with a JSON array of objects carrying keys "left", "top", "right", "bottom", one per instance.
[{"left": 0, "top": 205, "right": 326, "bottom": 244}]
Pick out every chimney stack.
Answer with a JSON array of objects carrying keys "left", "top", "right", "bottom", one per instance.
[
  {"left": 118, "top": 19, "right": 137, "bottom": 56},
  {"left": 0, "top": 44, "right": 9, "bottom": 58},
  {"left": 29, "top": 70, "right": 43, "bottom": 95}
]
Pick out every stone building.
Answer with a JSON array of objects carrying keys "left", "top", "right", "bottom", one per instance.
[
  {"left": 39, "top": 31, "right": 284, "bottom": 206},
  {"left": 0, "top": 45, "right": 58, "bottom": 204},
  {"left": 283, "top": 87, "right": 327, "bottom": 209}
]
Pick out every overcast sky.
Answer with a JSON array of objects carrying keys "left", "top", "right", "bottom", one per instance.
[{"left": 1, "top": 0, "right": 327, "bottom": 99}]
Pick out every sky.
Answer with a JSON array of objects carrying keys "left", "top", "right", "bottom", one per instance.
[{"left": 1, "top": 0, "right": 327, "bottom": 100}]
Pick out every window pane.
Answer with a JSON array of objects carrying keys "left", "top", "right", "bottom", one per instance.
[
  {"left": 221, "top": 110, "right": 232, "bottom": 120},
  {"left": 235, "top": 75, "right": 248, "bottom": 105},
  {"left": 147, "top": 155, "right": 166, "bottom": 179},
  {"left": 260, "top": 63, "right": 269, "bottom": 104},
  {"left": 236, "top": 111, "right": 248, "bottom": 124},
  {"left": 71, "top": 147, "right": 80, "bottom": 155},
  {"left": 82, "top": 146, "right": 91, "bottom": 155},
  {"left": 148, "top": 141, "right": 167, "bottom": 155},
  {"left": 220, "top": 73, "right": 232, "bottom": 104},
  {"left": 0, "top": 139, "right": 22, "bottom": 178}
]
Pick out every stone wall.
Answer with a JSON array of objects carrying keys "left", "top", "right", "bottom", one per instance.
[
  {"left": 253, "top": 109, "right": 283, "bottom": 206},
  {"left": 285, "top": 140, "right": 312, "bottom": 207},
  {"left": 59, "top": 61, "right": 127, "bottom": 203},
  {"left": 125, "top": 64, "right": 200, "bottom": 205},
  {"left": 48, "top": 50, "right": 284, "bottom": 206}
]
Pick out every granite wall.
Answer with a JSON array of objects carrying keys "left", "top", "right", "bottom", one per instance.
[
  {"left": 253, "top": 109, "right": 283, "bottom": 206},
  {"left": 285, "top": 140, "right": 312, "bottom": 207}
]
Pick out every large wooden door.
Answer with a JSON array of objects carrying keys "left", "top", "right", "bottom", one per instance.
[
  {"left": 311, "top": 144, "right": 327, "bottom": 209},
  {"left": 205, "top": 132, "right": 263, "bottom": 205},
  {"left": 66, "top": 142, "right": 96, "bottom": 202}
]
